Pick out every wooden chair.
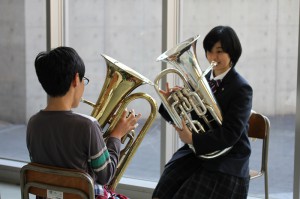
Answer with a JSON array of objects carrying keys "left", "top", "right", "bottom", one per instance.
[
  {"left": 20, "top": 163, "right": 95, "bottom": 199},
  {"left": 248, "top": 110, "right": 270, "bottom": 199}
]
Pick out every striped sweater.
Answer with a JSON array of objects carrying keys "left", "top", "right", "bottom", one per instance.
[{"left": 26, "top": 110, "right": 121, "bottom": 185}]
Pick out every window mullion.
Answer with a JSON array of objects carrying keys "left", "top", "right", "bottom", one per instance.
[
  {"left": 46, "top": 0, "right": 65, "bottom": 50},
  {"left": 160, "top": 0, "right": 181, "bottom": 174}
]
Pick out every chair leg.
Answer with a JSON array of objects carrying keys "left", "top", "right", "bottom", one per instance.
[{"left": 264, "top": 171, "right": 269, "bottom": 199}]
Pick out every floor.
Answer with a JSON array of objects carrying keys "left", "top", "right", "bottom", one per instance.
[
  {"left": 0, "top": 114, "right": 296, "bottom": 199},
  {"left": 0, "top": 182, "right": 293, "bottom": 199}
]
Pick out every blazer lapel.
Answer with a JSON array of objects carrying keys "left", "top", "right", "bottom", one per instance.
[{"left": 205, "top": 68, "right": 237, "bottom": 94}]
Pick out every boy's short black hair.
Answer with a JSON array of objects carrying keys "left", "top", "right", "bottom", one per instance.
[
  {"left": 203, "top": 26, "right": 242, "bottom": 67},
  {"left": 34, "top": 46, "right": 85, "bottom": 97}
]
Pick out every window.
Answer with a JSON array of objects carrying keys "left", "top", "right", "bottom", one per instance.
[
  {"left": 66, "top": 0, "right": 162, "bottom": 182},
  {"left": 180, "top": 0, "right": 298, "bottom": 197},
  {"left": 0, "top": 1, "right": 299, "bottom": 198}
]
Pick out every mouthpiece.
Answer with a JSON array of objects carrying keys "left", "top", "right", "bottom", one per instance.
[
  {"left": 80, "top": 98, "right": 96, "bottom": 107},
  {"left": 211, "top": 61, "right": 217, "bottom": 67},
  {"left": 202, "top": 61, "right": 217, "bottom": 77}
]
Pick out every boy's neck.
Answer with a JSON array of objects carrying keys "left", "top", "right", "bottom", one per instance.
[{"left": 44, "top": 96, "right": 72, "bottom": 111}]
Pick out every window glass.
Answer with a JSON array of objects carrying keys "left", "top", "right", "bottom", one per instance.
[
  {"left": 67, "top": 0, "right": 162, "bottom": 182},
  {"left": 0, "top": 0, "right": 46, "bottom": 163},
  {"left": 180, "top": 0, "right": 298, "bottom": 197},
  {"left": 0, "top": 1, "right": 298, "bottom": 196},
  {"left": 0, "top": 0, "right": 162, "bottom": 183}
]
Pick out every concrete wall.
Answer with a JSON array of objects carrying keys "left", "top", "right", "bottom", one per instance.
[
  {"left": 0, "top": 0, "right": 26, "bottom": 123},
  {"left": 0, "top": 0, "right": 298, "bottom": 123},
  {"left": 66, "top": 0, "right": 163, "bottom": 119},
  {"left": 181, "top": 0, "right": 299, "bottom": 115},
  {"left": 25, "top": 0, "right": 47, "bottom": 123}
]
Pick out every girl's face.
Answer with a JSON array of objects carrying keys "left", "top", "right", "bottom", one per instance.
[{"left": 206, "top": 41, "right": 232, "bottom": 76}]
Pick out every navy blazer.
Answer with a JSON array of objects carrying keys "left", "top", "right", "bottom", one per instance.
[{"left": 159, "top": 67, "right": 253, "bottom": 178}]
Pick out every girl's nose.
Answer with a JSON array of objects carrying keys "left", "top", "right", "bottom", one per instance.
[{"left": 207, "top": 52, "right": 217, "bottom": 61}]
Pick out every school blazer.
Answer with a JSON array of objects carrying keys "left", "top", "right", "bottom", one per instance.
[{"left": 159, "top": 67, "right": 253, "bottom": 178}]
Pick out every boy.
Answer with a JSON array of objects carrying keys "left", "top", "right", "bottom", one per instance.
[{"left": 27, "top": 46, "right": 140, "bottom": 198}]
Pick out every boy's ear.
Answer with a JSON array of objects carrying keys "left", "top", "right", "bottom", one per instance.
[{"left": 72, "top": 73, "right": 80, "bottom": 87}]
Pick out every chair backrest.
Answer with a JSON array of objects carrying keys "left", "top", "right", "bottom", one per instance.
[
  {"left": 248, "top": 110, "right": 270, "bottom": 176},
  {"left": 20, "top": 163, "right": 95, "bottom": 199},
  {"left": 248, "top": 111, "right": 270, "bottom": 199}
]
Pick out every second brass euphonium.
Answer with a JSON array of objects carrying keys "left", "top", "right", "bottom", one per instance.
[
  {"left": 81, "top": 54, "right": 157, "bottom": 190},
  {"left": 154, "top": 35, "right": 231, "bottom": 159}
]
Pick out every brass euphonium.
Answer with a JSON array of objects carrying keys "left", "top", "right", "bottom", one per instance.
[
  {"left": 154, "top": 35, "right": 231, "bottom": 159},
  {"left": 81, "top": 54, "right": 157, "bottom": 190}
]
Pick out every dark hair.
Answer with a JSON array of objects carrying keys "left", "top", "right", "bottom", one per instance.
[
  {"left": 203, "top": 26, "right": 242, "bottom": 67},
  {"left": 34, "top": 46, "right": 85, "bottom": 97}
]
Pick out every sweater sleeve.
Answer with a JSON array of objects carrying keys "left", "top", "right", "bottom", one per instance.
[{"left": 88, "top": 121, "right": 121, "bottom": 185}]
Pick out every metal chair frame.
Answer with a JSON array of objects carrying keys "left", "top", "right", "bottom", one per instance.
[
  {"left": 20, "top": 163, "right": 95, "bottom": 199},
  {"left": 248, "top": 110, "right": 270, "bottom": 199}
]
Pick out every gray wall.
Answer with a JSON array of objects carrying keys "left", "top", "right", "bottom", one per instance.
[
  {"left": 0, "top": 0, "right": 26, "bottom": 123},
  {"left": 0, "top": 0, "right": 46, "bottom": 124},
  {"left": 180, "top": 0, "right": 299, "bottom": 116},
  {"left": 0, "top": 0, "right": 298, "bottom": 123},
  {"left": 66, "top": 0, "right": 163, "bottom": 121},
  {"left": 25, "top": 0, "right": 47, "bottom": 123}
]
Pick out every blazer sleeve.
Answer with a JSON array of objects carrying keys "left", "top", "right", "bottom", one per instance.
[
  {"left": 158, "top": 104, "right": 174, "bottom": 124},
  {"left": 192, "top": 82, "right": 253, "bottom": 155}
]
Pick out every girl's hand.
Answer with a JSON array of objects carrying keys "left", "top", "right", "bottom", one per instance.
[
  {"left": 159, "top": 82, "right": 182, "bottom": 98},
  {"left": 173, "top": 118, "right": 193, "bottom": 144}
]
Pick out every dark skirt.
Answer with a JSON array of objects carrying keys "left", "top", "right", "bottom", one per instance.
[{"left": 152, "top": 153, "right": 249, "bottom": 199}]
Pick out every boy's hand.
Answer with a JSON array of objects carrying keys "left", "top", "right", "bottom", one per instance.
[{"left": 110, "top": 109, "right": 142, "bottom": 140}]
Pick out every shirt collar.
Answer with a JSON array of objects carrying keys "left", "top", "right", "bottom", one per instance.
[{"left": 210, "top": 67, "right": 232, "bottom": 81}]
